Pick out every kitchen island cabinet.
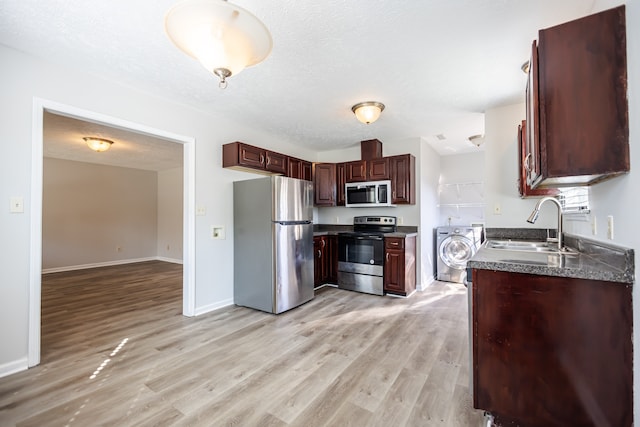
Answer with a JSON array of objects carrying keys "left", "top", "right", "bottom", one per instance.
[
  {"left": 472, "top": 269, "right": 632, "bottom": 427},
  {"left": 383, "top": 235, "right": 416, "bottom": 296},
  {"left": 525, "top": 5, "right": 629, "bottom": 188}
]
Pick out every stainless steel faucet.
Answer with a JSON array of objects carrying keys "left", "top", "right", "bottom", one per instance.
[{"left": 526, "top": 196, "right": 564, "bottom": 251}]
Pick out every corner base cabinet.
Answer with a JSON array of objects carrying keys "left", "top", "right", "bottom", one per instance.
[
  {"left": 472, "top": 269, "right": 632, "bottom": 427},
  {"left": 383, "top": 236, "right": 416, "bottom": 296}
]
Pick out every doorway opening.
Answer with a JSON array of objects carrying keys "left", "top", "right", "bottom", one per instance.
[{"left": 29, "top": 98, "right": 196, "bottom": 367}]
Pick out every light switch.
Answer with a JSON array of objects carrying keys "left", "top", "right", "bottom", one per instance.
[
  {"left": 10, "top": 196, "right": 24, "bottom": 213},
  {"left": 196, "top": 206, "right": 206, "bottom": 216}
]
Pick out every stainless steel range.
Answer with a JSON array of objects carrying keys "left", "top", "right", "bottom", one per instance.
[{"left": 337, "top": 216, "right": 397, "bottom": 296}]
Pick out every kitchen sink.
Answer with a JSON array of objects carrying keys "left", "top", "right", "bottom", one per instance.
[{"left": 485, "top": 239, "right": 577, "bottom": 255}]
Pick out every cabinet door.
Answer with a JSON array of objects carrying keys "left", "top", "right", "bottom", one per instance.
[
  {"left": 518, "top": 121, "right": 558, "bottom": 198},
  {"left": 313, "top": 163, "right": 336, "bottom": 206},
  {"left": 384, "top": 248, "right": 404, "bottom": 293},
  {"left": 336, "top": 163, "right": 346, "bottom": 206},
  {"left": 288, "top": 157, "right": 302, "bottom": 179},
  {"left": 238, "top": 143, "right": 266, "bottom": 169},
  {"left": 473, "top": 269, "right": 632, "bottom": 426},
  {"left": 346, "top": 160, "right": 367, "bottom": 182},
  {"left": 302, "top": 161, "right": 312, "bottom": 181},
  {"left": 389, "top": 155, "right": 415, "bottom": 204},
  {"left": 327, "top": 235, "right": 338, "bottom": 283},
  {"left": 525, "top": 41, "right": 542, "bottom": 188},
  {"left": 534, "top": 6, "right": 629, "bottom": 186},
  {"left": 313, "top": 236, "right": 323, "bottom": 286},
  {"left": 368, "top": 158, "right": 390, "bottom": 180},
  {"left": 266, "top": 150, "right": 287, "bottom": 174}
]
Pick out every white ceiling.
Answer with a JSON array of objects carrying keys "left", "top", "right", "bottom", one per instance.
[{"left": 1, "top": 0, "right": 596, "bottom": 167}]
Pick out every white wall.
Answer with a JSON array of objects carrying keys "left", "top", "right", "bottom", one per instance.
[
  {"left": 0, "top": 45, "right": 317, "bottom": 374},
  {"left": 42, "top": 158, "right": 158, "bottom": 269},
  {"left": 438, "top": 152, "right": 485, "bottom": 227},
  {"left": 483, "top": 103, "right": 557, "bottom": 229},
  {"left": 419, "top": 139, "right": 441, "bottom": 285},
  {"left": 157, "top": 167, "right": 183, "bottom": 262}
]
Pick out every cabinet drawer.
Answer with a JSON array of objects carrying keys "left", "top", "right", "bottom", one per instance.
[{"left": 385, "top": 237, "right": 404, "bottom": 250}]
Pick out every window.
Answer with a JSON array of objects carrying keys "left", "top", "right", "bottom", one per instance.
[{"left": 557, "top": 187, "right": 590, "bottom": 214}]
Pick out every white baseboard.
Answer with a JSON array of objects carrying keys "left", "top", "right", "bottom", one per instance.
[
  {"left": 194, "top": 298, "right": 234, "bottom": 316},
  {"left": 42, "top": 257, "right": 183, "bottom": 274},
  {"left": 0, "top": 357, "right": 28, "bottom": 379},
  {"left": 155, "top": 257, "right": 184, "bottom": 265}
]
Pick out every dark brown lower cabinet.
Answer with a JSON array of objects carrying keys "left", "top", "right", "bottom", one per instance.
[
  {"left": 313, "top": 235, "right": 337, "bottom": 287},
  {"left": 383, "top": 236, "right": 416, "bottom": 296},
  {"left": 472, "top": 269, "right": 632, "bottom": 427}
]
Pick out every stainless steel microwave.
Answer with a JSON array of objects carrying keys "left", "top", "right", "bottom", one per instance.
[{"left": 345, "top": 180, "right": 393, "bottom": 207}]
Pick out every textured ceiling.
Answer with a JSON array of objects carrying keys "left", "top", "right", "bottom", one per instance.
[
  {"left": 1, "top": 0, "right": 596, "bottom": 165},
  {"left": 43, "top": 112, "right": 183, "bottom": 171}
]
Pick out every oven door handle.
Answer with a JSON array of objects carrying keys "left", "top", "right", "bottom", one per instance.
[{"left": 353, "top": 236, "right": 383, "bottom": 241}]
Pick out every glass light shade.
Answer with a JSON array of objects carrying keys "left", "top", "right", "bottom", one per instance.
[
  {"left": 164, "top": 0, "right": 272, "bottom": 81},
  {"left": 469, "top": 134, "right": 485, "bottom": 147},
  {"left": 352, "top": 102, "right": 385, "bottom": 124},
  {"left": 84, "top": 137, "right": 113, "bottom": 152}
]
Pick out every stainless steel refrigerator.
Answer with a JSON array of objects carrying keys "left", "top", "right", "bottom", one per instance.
[{"left": 233, "top": 176, "right": 314, "bottom": 314}]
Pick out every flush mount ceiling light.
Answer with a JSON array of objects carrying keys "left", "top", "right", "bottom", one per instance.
[
  {"left": 521, "top": 61, "right": 530, "bottom": 74},
  {"left": 351, "top": 101, "right": 385, "bottom": 124},
  {"left": 164, "top": 0, "right": 273, "bottom": 89},
  {"left": 84, "top": 137, "right": 114, "bottom": 152},
  {"left": 469, "top": 134, "right": 485, "bottom": 147}
]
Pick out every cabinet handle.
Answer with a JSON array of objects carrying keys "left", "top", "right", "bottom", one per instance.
[
  {"left": 317, "top": 250, "right": 322, "bottom": 259},
  {"left": 260, "top": 154, "right": 265, "bottom": 165},
  {"left": 386, "top": 253, "right": 390, "bottom": 262},
  {"left": 266, "top": 156, "right": 271, "bottom": 166},
  {"left": 390, "top": 241, "right": 399, "bottom": 246},
  {"left": 524, "top": 153, "right": 532, "bottom": 173},
  {"left": 321, "top": 239, "right": 326, "bottom": 248}
]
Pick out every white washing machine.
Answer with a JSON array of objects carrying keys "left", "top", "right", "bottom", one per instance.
[{"left": 436, "top": 226, "right": 483, "bottom": 284}]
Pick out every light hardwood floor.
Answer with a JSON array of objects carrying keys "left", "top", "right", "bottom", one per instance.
[{"left": 0, "top": 261, "right": 485, "bottom": 426}]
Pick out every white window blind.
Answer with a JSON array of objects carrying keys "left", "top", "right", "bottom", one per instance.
[{"left": 557, "top": 187, "right": 590, "bottom": 214}]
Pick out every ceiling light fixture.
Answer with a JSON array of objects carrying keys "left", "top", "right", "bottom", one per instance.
[
  {"left": 84, "top": 137, "right": 114, "bottom": 152},
  {"left": 521, "top": 61, "right": 530, "bottom": 74},
  {"left": 351, "top": 101, "right": 385, "bottom": 124},
  {"left": 164, "top": 0, "right": 273, "bottom": 89},
  {"left": 469, "top": 134, "right": 485, "bottom": 147}
]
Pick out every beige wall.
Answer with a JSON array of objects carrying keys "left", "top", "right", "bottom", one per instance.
[
  {"left": 157, "top": 167, "right": 183, "bottom": 262},
  {"left": 42, "top": 158, "right": 160, "bottom": 270}
]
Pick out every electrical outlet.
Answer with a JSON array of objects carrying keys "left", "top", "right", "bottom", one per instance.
[
  {"left": 196, "top": 206, "right": 206, "bottom": 216},
  {"left": 116, "top": 246, "right": 122, "bottom": 252},
  {"left": 493, "top": 204, "right": 502, "bottom": 215},
  {"left": 397, "top": 217, "right": 403, "bottom": 225},
  {"left": 607, "top": 215, "right": 614, "bottom": 240},
  {"left": 211, "top": 225, "right": 226, "bottom": 240},
  {"left": 334, "top": 216, "right": 339, "bottom": 224},
  {"left": 10, "top": 196, "right": 24, "bottom": 213}
]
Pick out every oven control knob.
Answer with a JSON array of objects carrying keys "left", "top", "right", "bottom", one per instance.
[{"left": 370, "top": 259, "right": 374, "bottom": 264}]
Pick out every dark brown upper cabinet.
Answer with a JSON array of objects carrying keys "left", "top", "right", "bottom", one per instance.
[
  {"left": 336, "top": 163, "right": 346, "bottom": 206},
  {"left": 313, "top": 163, "right": 336, "bottom": 206},
  {"left": 223, "top": 142, "right": 287, "bottom": 175},
  {"left": 288, "top": 156, "right": 312, "bottom": 181},
  {"left": 526, "top": 5, "right": 629, "bottom": 188},
  {"left": 518, "top": 120, "right": 558, "bottom": 198},
  {"left": 389, "top": 154, "right": 415, "bottom": 205},
  {"left": 345, "top": 158, "right": 390, "bottom": 183}
]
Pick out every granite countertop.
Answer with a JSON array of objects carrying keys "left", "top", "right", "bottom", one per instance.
[
  {"left": 468, "top": 228, "right": 634, "bottom": 284},
  {"left": 313, "top": 224, "right": 418, "bottom": 238}
]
